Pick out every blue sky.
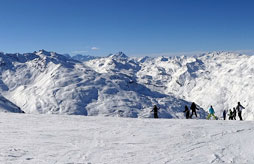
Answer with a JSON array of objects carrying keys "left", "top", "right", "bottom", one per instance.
[{"left": 0, "top": 0, "right": 254, "bottom": 56}]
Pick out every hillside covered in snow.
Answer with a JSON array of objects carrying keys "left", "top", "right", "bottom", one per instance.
[
  {"left": 0, "top": 50, "right": 253, "bottom": 120},
  {"left": 0, "top": 94, "right": 24, "bottom": 113}
]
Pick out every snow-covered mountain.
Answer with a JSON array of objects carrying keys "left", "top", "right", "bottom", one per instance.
[
  {"left": 72, "top": 54, "right": 98, "bottom": 61},
  {"left": 0, "top": 50, "right": 253, "bottom": 119}
]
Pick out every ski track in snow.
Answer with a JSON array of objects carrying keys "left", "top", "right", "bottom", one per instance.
[{"left": 1, "top": 113, "right": 254, "bottom": 164}]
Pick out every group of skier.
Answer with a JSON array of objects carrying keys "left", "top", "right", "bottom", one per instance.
[
  {"left": 151, "top": 102, "right": 246, "bottom": 120},
  {"left": 183, "top": 102, "right": 199, "bottom": 119},
  {"left": 184, "top": 101, "right": 245, "bottom": 120},
  {"left": 151, "top": 102, "right": 199, "bottom": 119},
  {"left": 222, "top": 102, "right": 245, "bottom": 121}
]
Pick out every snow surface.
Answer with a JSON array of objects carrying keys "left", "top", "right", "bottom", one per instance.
[
  {"left": 1, "top": 113, "right": 254, "bottom": 164},
  {"left": 0, "top": 50, "right": 253, "bottom": 120}
]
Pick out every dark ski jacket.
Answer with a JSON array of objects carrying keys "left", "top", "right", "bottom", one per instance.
[
  {"left": 184, "top": 106, "right": 189, "bottom": 113},
  {"left": 223, "top": 110, "right": 227, "bottom": 117},
  {"left": 236, "top": 104, "right": 245, "bottom": 112},
  {"left": 190, "top": 102, "right": 199, "bottom": 111},
  {"left": 151, "top": 105, "right": 159, "bottom": 114}
]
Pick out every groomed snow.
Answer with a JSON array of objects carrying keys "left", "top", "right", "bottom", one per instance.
[{"left": 1, "top": 113, "right": 254, "bottom": 163}]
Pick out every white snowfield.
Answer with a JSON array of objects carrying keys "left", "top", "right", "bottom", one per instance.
[
  {"left": 0, "top": 50, "right": 253, "bottom": 120},
  {"left": 1, "top": 113, "right": 254, "bottom": 164}
]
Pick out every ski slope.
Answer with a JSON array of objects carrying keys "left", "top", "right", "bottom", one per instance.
[{"left": 1, "top": 113, "right": 254, "bottom": 164}]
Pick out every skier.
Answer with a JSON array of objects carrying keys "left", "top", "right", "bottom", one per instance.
[
  {"left": 190, "top": 102, "right": 199, "bottom": 118},
  {"left": 223, "top": 109, "right": 227, "bottom": 120},
  {"left": 207, "top": 106, "right": 217, "bottom": 120},
  {"left": 151, "top": 105, "right": 159, "bottom": 118},
  {"left": 233, "top": 107, "right": 237, "bottom": 120},
  {"left": 183, "top": 105, "right": 190, "bottom": 119},
  {"left": 228, "top": 109, "right": 233, "bottom": 120},
  {"left": 236, "top": 102, "right": 245, "bottom": 121}
]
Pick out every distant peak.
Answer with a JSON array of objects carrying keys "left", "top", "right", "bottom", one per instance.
[
  {"left": 208, "top": 51, "right": 241, "bottom": 56},
  {"left": 72, "top": 54, "right": 97, "bottom": 61},
  {"left": 110, "top": 52, "right": 128, "bottom": 59},
  {"left": 38, "top": 49, "right": 48, "bottom": 53},
  {"left": 37, "top": 49, "right": 52, "bottom": 56},
  {"left": 139, "top": 56, "right": 151, "bottom": 63}
]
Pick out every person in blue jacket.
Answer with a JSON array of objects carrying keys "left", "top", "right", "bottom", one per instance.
[{"left": 207, "top": 105, "right": 217, "bottom": 120}]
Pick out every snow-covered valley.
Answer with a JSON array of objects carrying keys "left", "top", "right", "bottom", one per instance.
[
  {"left": 1, "top": 113, "right": 254, "bottom": 164},
  {"left": 0, "top": 50, "right": 253, "bottom": 120}
]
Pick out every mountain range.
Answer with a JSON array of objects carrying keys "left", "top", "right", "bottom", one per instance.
[{"left": 0, "top": 50, "right": 253, "bottom": 120}]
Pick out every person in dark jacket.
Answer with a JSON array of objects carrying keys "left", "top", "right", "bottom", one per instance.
[
  {"left": 236, "top": 102, "right": 245, "bottom": 121},
  {"left": 151, "top": 105, "right": 159, "bottom": 118},
  {"left": 228, "top": 109, "right": 233, "bottom": 120},
  {"left": 223, "top": 110, "right": 227, "bottom": 120},
  {"left": 183, "top": 105, "right": 190, "bottom": 119},
  {"left": 233, "top": 107, "right": 237, "bottom": 120},
  {"left": 190, "top": 102, "right": 199, "bottom": 118}
]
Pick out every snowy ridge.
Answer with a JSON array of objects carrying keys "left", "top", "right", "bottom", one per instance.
[
  {"left": 0, "top": 95, "right": 24, "bottom": 113},
  {"left": 72, "top": 54, "right": 98, "bottom": 61},
  {"left": 0, "top": 50, "right": 253, "bottom": 119}
]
